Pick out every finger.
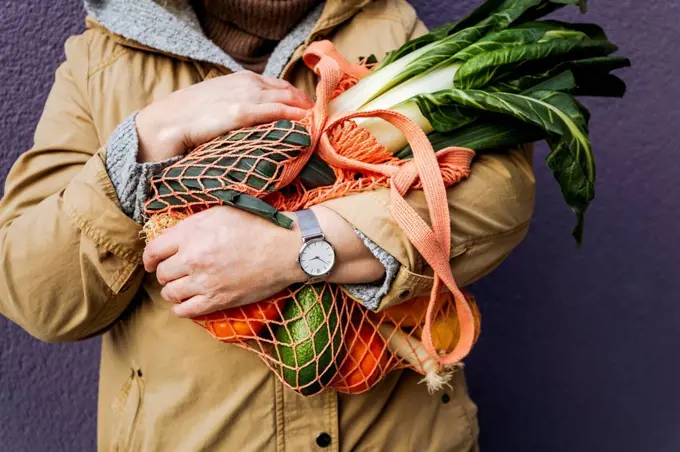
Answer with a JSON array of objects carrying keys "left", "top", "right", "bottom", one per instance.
[
  {"left": 281, "top": 85, "right": 315, "bottom": 109},
  {"left": 143, "top": 231, "right": 181, "bottom": 273},
  {"left": 245, "top": 103, "right": 309, "bottom": 125},
  {"left": 259, "top": 74, "right": 295, "bottom": 90},
  {"left": 155, "top": 254, "right": 190, "bottom": 285},
  {"left": 260, "top": 76, "right": 314, "bottom": 107},
  {"left": 260, "top": 88, "right": 314, "bottom": 109},
  {"left": 171, "top": 295, "right": 214, "bottom": 318},
  {"left": 160, "top": 276, "right": 202, "bottom": 303}
]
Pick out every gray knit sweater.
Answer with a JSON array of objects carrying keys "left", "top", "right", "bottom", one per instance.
[{"left": 97, "top": 0, "right": 399, "bottom": 310}]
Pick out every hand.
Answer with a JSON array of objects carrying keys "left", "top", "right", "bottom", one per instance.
[
  {"left": 143, "top": 206, "right": 306, "bottom": 317},
  {"left": 135, "top": 71, "right": 314, "bottom": 163},
  {"left": 143, "top": 206, "right": 386, "bottom": 318}
]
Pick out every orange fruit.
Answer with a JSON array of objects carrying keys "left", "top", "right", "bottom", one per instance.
[
  {"left": 199, "top": 297, "right": 287, "bottom": 342},
  {"left": 334, "top": 324, "right": 388, "bottom": 393}
]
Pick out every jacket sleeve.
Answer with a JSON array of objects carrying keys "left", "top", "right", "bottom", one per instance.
[
  {"left": 0, "top": 34, "right": 145, "bottom": 342},
  {"left": 321, "top": 19, "right": 536, "bottom": 310}
]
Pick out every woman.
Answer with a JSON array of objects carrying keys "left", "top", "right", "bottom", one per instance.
[{"left": 0, "top": 0, "right": 535, "bottom": 450}]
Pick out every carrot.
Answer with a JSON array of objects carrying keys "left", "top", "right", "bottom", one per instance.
[
  {"left": 333, "top": 324, "right": 388, "bottom": 393},
  {"left": 196, "top": 297, "right": 287, "bottom": 342},
  {"left": 378, "top": 323, "right": 458, "bottom": 394}
]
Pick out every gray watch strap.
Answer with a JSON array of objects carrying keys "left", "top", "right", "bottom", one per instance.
[{"left": 294, "top": 209, "right": 324, "bottom": 242}]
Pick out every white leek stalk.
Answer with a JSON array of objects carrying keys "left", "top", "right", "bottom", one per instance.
[
  {"left": 359, "top": 63, "right": 460, "bottom": 112},
  {"left": 328, "top": 43, "right": 436, "bottom": 115},
  {"left": 348, "top": 64, "right": 461, "bottom": 152},
  {"left": 356, "top": 103, "right": 432, "bottom": 153}
]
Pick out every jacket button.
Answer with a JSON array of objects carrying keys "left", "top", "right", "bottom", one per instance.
[
  {"left": 316, "top": 432, "right": 331, "bottom": 448},
  {"left": 441, "top": 393, "right": 451, "bottom": 404}
]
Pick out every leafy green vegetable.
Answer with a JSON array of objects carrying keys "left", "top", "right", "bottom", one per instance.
[
  {"left": 396, "top": 71, "right": 584, "bottom": 157},
  {"left": 412, "top": 88, "right": 595, "bottom": 244}
]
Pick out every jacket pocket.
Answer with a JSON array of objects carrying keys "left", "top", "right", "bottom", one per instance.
[
  {"left": 111, "top": 368, "right": 144, "bottom": 452},
  {"left": 450, "top": 367, "right": 480, "bottom": 450}
]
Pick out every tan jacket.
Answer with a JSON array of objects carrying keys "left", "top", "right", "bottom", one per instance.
[{"left": 0, "top": 0, "right": 535, "bottom": 450}]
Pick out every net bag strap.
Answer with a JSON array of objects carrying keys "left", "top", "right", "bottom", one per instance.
[{"left": 301, "top": 41, "right": 477, "bottom": 368}]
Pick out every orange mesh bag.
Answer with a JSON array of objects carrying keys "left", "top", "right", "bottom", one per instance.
[{"left": 144, "top": 41, "right": 481, "bottom": 396}]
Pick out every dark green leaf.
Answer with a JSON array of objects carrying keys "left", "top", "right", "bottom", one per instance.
[
  {"left": 488, "top": 67, "right": 578, "bottom": 93},
  {"left": 449, "top": 0, "right": 509, "bottom": 33},
  {"left": 411, "top": 96, "right": 482, "bottom": 133},
  {"left": 396, "top": 82, "right": 587, "bottom": 158},
  {"left": 145, "top": 200, "right": 167, "bottom": 211},
  {"left": 455, "top": 37, "right": 618, "bottom": 89},
  {"left": 209, "top": 189, "right": 239, "bottom": 203},
  {"left": 396, "top": 117, "right": 544, "bottom": 159},
  {"left": 221, "top": 120, "right": 311, "bottom": 148},
  {"left": 516, "top": 0, "right": 588, "bottom": 24},
  {"left": 452, "top": 0, "right": 584, "bottom": 35},
  {"left": 452, "top": 26, "right": 563, "bottom": 63},
  {"left": 528, "top": 89, "right": 589, "bottom": 130},
  {"left": 489, "top": 56, "right": 630, "bottom": 96},
  {"left": 376, "top": 0, "right": 588, "bottom": 69},
  {"left": 298, "top": 154, "right": 337, "bottom": 188},
  {"left": 516, "top": 20, "right": 606, "bottom": 39},
  {"left": 165, "top": 167, "right": 185, "bottom": 178},
  {"left": 573, "top": 74, "right": 627, "bottom": 97},
  {"left": 377, "top": 0, "right": 546, "bottom": 90},
  {"left": 412, "top": 88, "right": 595, "bottom": 244},
  {"left": 383, "top": 0, "right": 552, "bottom": 92},
  {"left": 360, "top": 54, "right": 379, "bottom": 65},
  {"left": 225, "top": 192, "right": 292, "bottom": 228}
]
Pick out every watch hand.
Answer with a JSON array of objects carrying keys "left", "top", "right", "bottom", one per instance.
[{"left": 311, "top": 256, "right": 328, "bottom": 265}]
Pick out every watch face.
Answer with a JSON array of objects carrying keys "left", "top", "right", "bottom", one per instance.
[{"left": 299, "top": 240, "right": 336, "bottom": 277}]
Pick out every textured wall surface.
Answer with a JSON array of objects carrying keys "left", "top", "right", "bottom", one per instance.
[{"left": 0, "top": 1, "right": 678, "bottom": 451}]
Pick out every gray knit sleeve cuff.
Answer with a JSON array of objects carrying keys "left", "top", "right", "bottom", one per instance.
[
  {"left": 343, "top": 229, "right": 401, "bottom": 311},
  {"left": 105, "top": 112, "right": 183, "bottom": 224}
]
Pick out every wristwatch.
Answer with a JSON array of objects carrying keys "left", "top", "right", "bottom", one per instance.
[{"left": 294, "top": 209, "right": 336, "bottom": 283}]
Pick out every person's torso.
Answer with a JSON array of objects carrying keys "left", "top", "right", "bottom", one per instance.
[{"left": 79, "top": 1, "right": 479, "bottom": 450}]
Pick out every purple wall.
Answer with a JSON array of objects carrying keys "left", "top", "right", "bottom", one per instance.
[{"left": 1, "top": 1, "right": 678, "bottom": 451}]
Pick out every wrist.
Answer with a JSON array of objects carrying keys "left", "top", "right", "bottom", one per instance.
[
  {"left": 279, "top": 212, "right": 309, "bottom": 285},
  {"left": 135, "top": 107, "right": 184, "bottom": 163},
  {"left": 310, "top": 206, "right": 385, "bottom": 284}
]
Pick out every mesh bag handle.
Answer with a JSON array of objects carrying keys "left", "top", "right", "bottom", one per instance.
[{"left": 302, "top": 42, "right": 477, "bottom": 368}]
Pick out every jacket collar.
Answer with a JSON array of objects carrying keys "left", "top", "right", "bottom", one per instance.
[{"left": 84, "top": 0, "right": 371, "bottom": 76}]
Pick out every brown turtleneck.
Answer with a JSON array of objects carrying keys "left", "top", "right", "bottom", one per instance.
[{"left": 193, "top": 0, "right": 320, "bottom": 73}]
